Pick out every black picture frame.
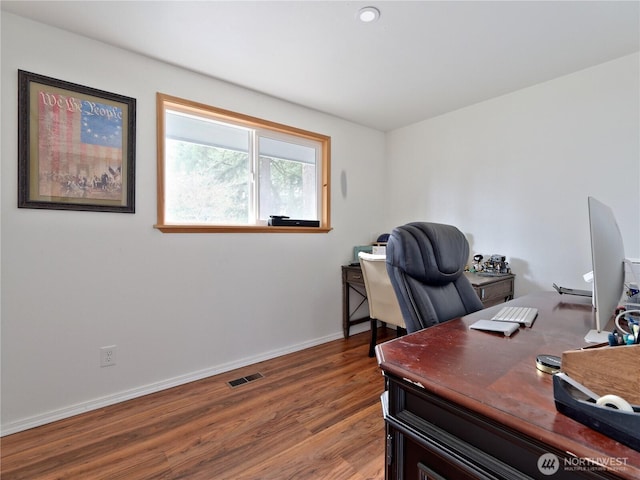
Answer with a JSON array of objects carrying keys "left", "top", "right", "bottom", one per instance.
[{"left": 18, "top": 70, "right": 136, "bottom": 213}]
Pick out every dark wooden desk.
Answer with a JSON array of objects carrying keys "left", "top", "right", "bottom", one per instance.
[
  {"left": 464, "top": 271, "right": 515, "bottom": 307},
  {"left": 343, "top": 266, "right": 515, "bottom": 338},
  {"left": 377, "top": 292, "right": 640, "bottom": 479},
  {"left": 342, "top": 264, "right": 371, "bottom": 338}
]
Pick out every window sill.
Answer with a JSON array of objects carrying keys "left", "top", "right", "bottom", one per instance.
[{"left": 154, "top": 224, "right": 332, "bottom": 234}]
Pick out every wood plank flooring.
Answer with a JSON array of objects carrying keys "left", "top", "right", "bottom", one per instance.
[{"left": 1, "top": 329, "right": 393, "bottom": 480}]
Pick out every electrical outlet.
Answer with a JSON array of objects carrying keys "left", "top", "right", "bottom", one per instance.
[{"left": 100, "top": 345, "right": 117, "bottom": 367}]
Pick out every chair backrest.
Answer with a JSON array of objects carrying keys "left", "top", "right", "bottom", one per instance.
[
  {"left": 385, "top": 222, "right": 484, "bottom": 333},
  {"left": 358, "top": 253, "right": 405, "bottom": 329}
]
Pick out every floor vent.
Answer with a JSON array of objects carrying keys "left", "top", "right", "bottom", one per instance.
[{"left": 227, "top": 372, "right": 264, "bottom": 388}]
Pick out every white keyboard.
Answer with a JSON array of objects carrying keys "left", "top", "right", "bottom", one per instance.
[{"left": 491, "top": 306, "right": 538, "bottom": 327}]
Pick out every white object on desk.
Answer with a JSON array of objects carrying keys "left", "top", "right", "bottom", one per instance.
[
  {"left": 469, "top": 319, "right": 520, "bottom": 336},
  {"left": 491, "top": 306, "right": 538, "bottom": 327}
]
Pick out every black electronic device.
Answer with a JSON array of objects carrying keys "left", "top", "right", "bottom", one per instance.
[{"left": 268, "top": 216, "right": 320, "bottom": 227}]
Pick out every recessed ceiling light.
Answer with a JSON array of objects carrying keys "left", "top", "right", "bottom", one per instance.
[{"left": 358, "top": 6, "right": 380, "bottom": 23}]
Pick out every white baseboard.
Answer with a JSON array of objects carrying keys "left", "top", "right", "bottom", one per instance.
[{"left": 1, "top": 332, "right": 344, "bottom": 436}]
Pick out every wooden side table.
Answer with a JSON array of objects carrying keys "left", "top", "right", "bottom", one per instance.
[
  {"left": 464, "top": 271, "right": 515, "bottom": 307},
  {"left": 342, "top": 268, "right": 514, "bottom": 338},
  {"left": 341, "top": 265, "right": 371, "bottom": 338}
]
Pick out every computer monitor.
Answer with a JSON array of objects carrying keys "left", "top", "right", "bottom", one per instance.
[{"left": 586, "top": 196, "right": 626, "bottom": 343}]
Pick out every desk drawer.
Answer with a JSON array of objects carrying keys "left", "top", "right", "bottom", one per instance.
[
  {"left": 345, "top": 269, "right": 364, "bottom": 284},
  {"left": 477, "top": 278, "right": 513, "bottom": 305},
  {"left": 387, "top": 378, "right": 614, "bottom": 480}
]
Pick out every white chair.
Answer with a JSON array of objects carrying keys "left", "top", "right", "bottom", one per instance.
[{"left": 358, "top": 252, "right": 406, "bottom": 357}]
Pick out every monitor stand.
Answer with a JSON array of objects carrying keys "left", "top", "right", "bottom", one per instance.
[{"left": 584, "top": 329, "right": 610, "bottom": 344}]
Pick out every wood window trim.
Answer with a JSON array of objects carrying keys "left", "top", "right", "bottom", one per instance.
[
  {"left": 154, "top": 225, "right": 333, "bottom": 234},
  {"left": 154, "top": 93, "right": 332, "bottom": 233}
]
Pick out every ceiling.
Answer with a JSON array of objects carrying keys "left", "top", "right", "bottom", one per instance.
[{"left": 3, "top": 1, "right": 639, "bottom": 131}]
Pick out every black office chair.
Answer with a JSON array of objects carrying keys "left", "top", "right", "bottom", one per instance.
[{"left": 385, "top": 222, "right": 484, "bottom": 333}]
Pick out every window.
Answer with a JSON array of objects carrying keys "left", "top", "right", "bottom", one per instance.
[{"left": 155, "top": 94, "right": 331, "bottom": 233}]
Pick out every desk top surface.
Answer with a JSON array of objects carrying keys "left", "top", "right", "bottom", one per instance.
[{"left": 376, "top": 291, "right": 640, "bottom": 478}]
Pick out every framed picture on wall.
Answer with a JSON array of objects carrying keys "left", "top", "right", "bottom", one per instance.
[{"left": 18, "top": 70, "right": 136, "bottom": 213}]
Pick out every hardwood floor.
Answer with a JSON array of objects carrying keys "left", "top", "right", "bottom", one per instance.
[{"left": 1, "top": 329, "right": 393, "bottom": 480}]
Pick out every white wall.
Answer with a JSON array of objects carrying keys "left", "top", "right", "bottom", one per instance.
[
  {"left": 386, "top": 54, "right": 640, "bottom": 296},
  {"left": 0, "top": 13, "right": 387, "bottom": 434}
]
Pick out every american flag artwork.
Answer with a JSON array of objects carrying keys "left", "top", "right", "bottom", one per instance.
[{"left": 37, "top": 89, "right": 125, "bottom": 201}]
